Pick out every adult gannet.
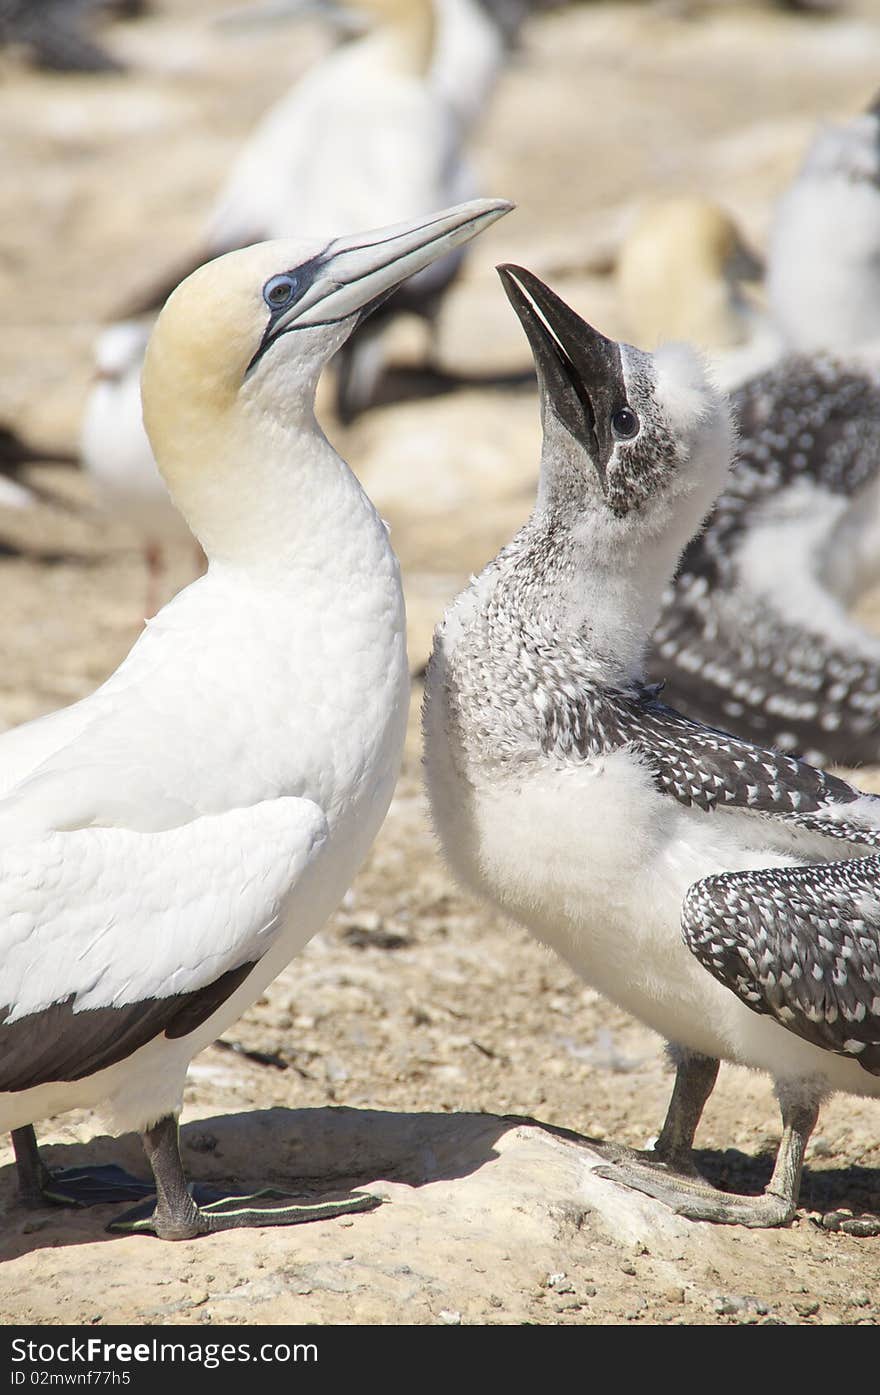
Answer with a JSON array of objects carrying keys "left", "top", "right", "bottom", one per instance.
[
  {"left": 114, "top": 0, "right": 468, "bottom": 422},
  {"left": 423, "top": 266, "right": 880, "bottom": 1230},
  {"left": 615, "top": 197, "right": 779, "bottom": 391},
  {"left": 81, "top": 0, "right": 473, "bottom": 578},
  {"left": 432, "top": 0, "right": 559, "bottom": 137},
  {"left": 1, "top": 197, "right": 510, "bottom": 1240}
]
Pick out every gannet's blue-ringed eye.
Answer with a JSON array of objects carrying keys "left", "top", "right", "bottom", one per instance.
[
  {"left": 611, "top": 406, "right": 639, "bottom": 439},
  {"left": 263, "top": 273, "right": 299, "bottom": 311}
]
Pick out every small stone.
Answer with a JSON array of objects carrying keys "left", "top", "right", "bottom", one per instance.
[
  {"left": 582, "top": 1284, "right": 598, "bottom": 1298},
  {"left": 337, "top": 1218, "right": 354, "bottom": 1228},
  {"left": 619, "top": 1261, "right": 637, "bottom": 1277},
  {"left": 794, "top": 1300, "right": 819, "bottom": 1318},
  {"left": 850, "top": 1291, "right": 871, "bottom": 1308},
  {"left": 20, "top": 1219, "right": 48, "bottom": 1234},
  {"left": 820, "top": 1208, "right": 853, "bottom": 1231},
  {"left": 438, "top": 1310, "right": 461, "bottom": 1325},
  {"left": 546, "top": 1272, "right": 567, "bottom": 1289},
  {"left": 660, "top": 1286, "right": 685, "bottom": 1305},
  {"left": 290, "top": 1283, "right": 313, "bottom": 1296},
  {"left": 714, "top": 1294, "right": 768, "bottom": 1316},
  {"left": 489, "top": 1295, "right": 503, "bottom": 1309}
]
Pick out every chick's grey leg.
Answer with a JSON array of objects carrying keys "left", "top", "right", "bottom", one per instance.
[
  {"left": 594, "top": 1081, "right": 820, "bottom": 1228},
  {"left": 652, "top": 1047, "right": 720, "bottom": 1172}
]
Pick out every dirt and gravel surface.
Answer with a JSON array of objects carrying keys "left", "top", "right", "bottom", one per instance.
[{"left": 1, "top": 0, "right": 880, "bottom": 1327}]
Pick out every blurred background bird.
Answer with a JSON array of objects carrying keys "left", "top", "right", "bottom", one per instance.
[{"left": 639, "top": 95, "right": 880, "bottom": 763}]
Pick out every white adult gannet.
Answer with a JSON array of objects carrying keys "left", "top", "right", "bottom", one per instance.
[
  {"left": 2, "top": 197, "right": 510, "bottom": 1240},
  {"left": 615, "top": 197, "right": 780, "bottom": 391},
  {"left": 80, "top": 321, "right": 197, "bottom": 615},
  {"left": 423, "top": 266, "right": 880, "bottom": 1231},
  {"left": 431, "top": 0, "right": 556, "bottom": 137},
  {"left": 117, "top": 0, "right": 467, "bottom": 422},
  {"left": 82, "top": 0, "right": 471, "bottom": 568}
]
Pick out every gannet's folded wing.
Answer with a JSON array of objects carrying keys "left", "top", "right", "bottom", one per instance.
[
  {"left": 608, "top": 690, "right": 880, "bottom": 851},
  {"left": 0, "top": 797, "right": 327, "bottom": 1092},
  {"left": 682, "top": 857, "right": 880, "bottom": 1075}
]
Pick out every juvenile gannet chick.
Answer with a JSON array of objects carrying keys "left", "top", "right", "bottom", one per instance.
[
  {"left": 423, "top": 265, "right": 880, "bottom": 1230},
  {"left": 768, "top": 96, "right": 880, "bottom": 357},
  {"left": 650, "top": 355, "right": 880, "bottom": 766},
  {"left": 80, "top": 322, "right": 198, "bottom": 616},
  {"left": 0, "top": 198, "right": 510, "bottom": 1240},
  {"left": 616, "top": 197, "right": 778, "bottom": 391}
]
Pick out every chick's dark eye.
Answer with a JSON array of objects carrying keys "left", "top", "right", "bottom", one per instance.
[
  {"left": 263, "top": 274, "right": 297, "bottom": 310},
  {"left": 611, "top": 406, "right": 639, "bottom": 439}
]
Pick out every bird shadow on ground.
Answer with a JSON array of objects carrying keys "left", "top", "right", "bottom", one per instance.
[{"left": 0, "top": 1105, "right": 517, "bottom": 1258}]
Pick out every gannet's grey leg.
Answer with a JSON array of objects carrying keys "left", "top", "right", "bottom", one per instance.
[
  {"left": 594, "top": 1084, "right": 820, "bottom": 1228},
  {"left": 651, "top": 1048, "right": 720, "bottom": 1173},
  {"left": 110, "top": 1115, "right": 380, "bottom": 1239},
  {"left": 12, "top": 1126, "right": 50, "bottom": 1207}
]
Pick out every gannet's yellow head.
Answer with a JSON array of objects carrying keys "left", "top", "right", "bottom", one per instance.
[
  {"left": 616, "top": 197, "right": 763, "bottom": 351},
  {"left": 341, "top": 0, "right": 435, "bottom": 74},
  {"left": 142, "top": 198, "right": 512, "bottom": 475}
]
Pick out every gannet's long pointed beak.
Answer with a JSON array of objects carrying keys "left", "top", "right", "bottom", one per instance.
[
  {"left": 248, "top": 200, "right": 513, "bottom": 373},
  {"left": 497, "top": 263, "right": 627, "bottom": 485}
]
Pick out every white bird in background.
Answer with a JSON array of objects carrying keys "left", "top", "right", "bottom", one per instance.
[
  {"left": 81, "top": 0, "right": 487, "bottom": 603},
  {"left": 115, "top": 0, "right": 470, "bottom": 422},
  {"left": 617, "top": 96, "right": 880, "bottom": 386},
  {"left": 431, "top": 0, "right": 557, "bottom": 138},
  {"left": 768, "top": 94, "right": 880, "bottom": 359},
  {"left": 80, "top": 321, "right": 198, "bottom": 615},
  {"left": 2, "top": 198, "right": 510, "bottom": 1241},
  {"left": 424, "top": 266, "right": 880, "bottom": 1232}
]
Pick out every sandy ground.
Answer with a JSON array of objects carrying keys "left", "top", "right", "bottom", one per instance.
[{"left": 1, "top": 0, "right": 880, "bottom": 1327}]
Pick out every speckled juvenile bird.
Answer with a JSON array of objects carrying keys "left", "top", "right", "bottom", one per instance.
[
  {"left": 640, "top": 95, "right": 880, "bottom": 763},
  {"left": 423, "top": 266, "right": 880, "bottom": 1231},
  {"left": 649, "top": 354, "right": 880, "bottom": 767}
]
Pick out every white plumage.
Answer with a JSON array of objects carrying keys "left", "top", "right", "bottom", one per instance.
[
  {"left": 3, "top": 199, "right": 510, "bottom": 1238},
  {"left": 424, "top": 265, "right": 880, "bottom": 1230}
]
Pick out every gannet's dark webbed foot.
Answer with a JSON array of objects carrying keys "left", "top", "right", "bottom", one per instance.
[
  {"left": 11, "top": 1124, "right": 155, "bottom": 1208},
  {"left": 109, "top": 1115, "right": 380, "bottom": 1239},
  {"left": 594, "top": 1087, "right": 820, "bottom": 1229}
]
